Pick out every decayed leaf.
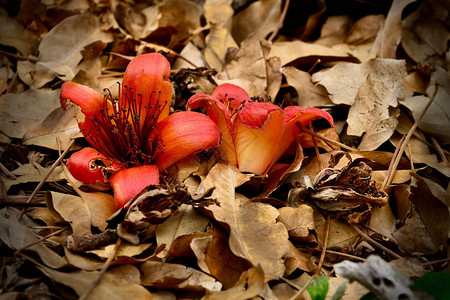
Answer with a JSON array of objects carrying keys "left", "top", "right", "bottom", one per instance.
[
  {"left": 0, "top": 208, "right": 68, "bottom": 269},
  {"left": 196, "top": 164, "right": 289, "bottom": 281},
  {"left": 32, "top": 14, "right": 113, "bottom": 88},
  {"left": 312, "top": 58, "right": 406, "bottom": 106},
  {"left": 39, "top": 264, "right": 152, "bottom": 300},
  {"left": 191, "top": 227, "right": 250, "bottom": 289},
  {"left": 0, "top": 88, "right": 60, "bottom": 139},
  {"left": 283, "top": 66, "right": 333, "bottom": 108},
  {"left": 202, "top": 266, "right": 265, "bottom": 300},
  {"left": 371, "top": 0, "right": 417, "bottom": 58},
  {"left": 46, "top": 191, "right": 92, "bottom": 236},
  {"left": 140, "top": 261, "right": 222, "bottom": 292},
  {"left": 156, "top": 204, "right": 209, "bottom": 258},
  {"left": 231, "top": 0, "right": 281, "bottom": 44}
]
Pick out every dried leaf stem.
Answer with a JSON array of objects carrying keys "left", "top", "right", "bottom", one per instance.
[
  {"left": 267, "top": 0, "right": 290, "bottom": 42},
  {"left": 300, "top": 126, "right": 358, "bottom": 151},
  {"left": 430, "top": 136, "right": 448, "bottom": 163},
  {"left": 0, "top": 161, "right": 16, "bottom": 179},
  {"left": 17, "top": 139, "right": 76, "bottom": 220},
  {"left": 350, "top": 224, "right": 403, "bottom": 260},
  {"left": 0, "top": 49, "right": 38, "bottom": 62},
  {"left": 381, "top": 82, "right": 439, "bottom": 191},
  {"left": 315, "top": 214, "right": 330, "bottom": 276},
  {"left": 309, "top": 124, "right": 324, "bottom": 171},
  {"left": 14, "top": 226, "right": 69, "bottom": 254},
  {"left": 78, "top": 238, "right": 122, "bottom": 300},
  {"left": 325, "top": 250, "right": 366, "bottom": 262}
]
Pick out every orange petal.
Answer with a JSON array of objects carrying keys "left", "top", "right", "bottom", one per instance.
[
  {"left": 274, "top": 106, "right": 334, "bottom": 163},
  {"left": 234, "top": 103, "right": 284, "bottom": 175},
  {"left": 109, "top": 165, "right": 159, "bottom": 209},
  {"left": 154, "top": 111, "right": 221, "bottom": 171},
  {"left": 211, "top": 83, "right": 249, "bottom": 112},
  {"left": 121, "top": 53, "right": 172, "bottom": 123},
  {"left": 67, "top": 147, "right": 121, "bottom": 184},
  {"left": 186, "top": 95, "right": 236, "bottom": 165}
]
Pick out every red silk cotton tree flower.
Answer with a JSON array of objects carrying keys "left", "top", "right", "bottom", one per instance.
[
  {"left": 187, "top": 83, "right": 334, "bottom": 175},
  {"left": 61, "top": 53, "right": 220, "bottom": 209}
]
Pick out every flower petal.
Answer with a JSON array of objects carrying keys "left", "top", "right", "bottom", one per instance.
[
  {"left": 234, "top": 103, "right": 284, "bottom": 174},
  {"left": 154, "top": 111, "right": 221, "bottom": 171},
  {"left": 121, "top": 53, "right": 172, "bottom": 123},
  {"left": 109, "top": 165, "right": 159, "bottom": 209},
  {"left": 186, "top": 95, "right": 237, "bottom": 165},
  {"left": 274, "top": 106, "right": 335, "bottom": 163},
  {"left": 211, "top": 83, "right": 249, "bottom": 111},
  {"left": 67, "top": 147, "right": 120, "bottom": 184}
]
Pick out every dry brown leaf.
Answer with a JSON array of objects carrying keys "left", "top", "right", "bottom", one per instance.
[
  {"left": 202, "top": 266, "right": 265, "bottom": 300},
  {"left": 39, "top": 264, "right": 152, "bottom": 300},
  {"left": 88, "top": 243, "right": 152, "bottom": 260},
  {"left": 23, "top": 107, "right": 82, "bottom": 151},
  {"left": 140, "top": 261, "right": 222, "bottom": 292},
  {"left": 368, "top": 205, "right": 396, "bottom": 240},
  {"left": 0, "top": 88, "right": 60, "bottom": 139},
  {"left": 390, "top": 132, "right": 437, "bottom": 165},
  {"left": 315, "top": 210, "right": 359, "bottom": 250},
  {"left": 156, "top": 204, "right": 209, "bottom": 258},
  {"left": 3, "top": 164, "right": 65, "bottom": 191},
  {"left": 315, "top": 15, "right": 352, "bottom": 47},
  {"left": 46, "top": 191, "right": 92, "bottom": 236},
  {"left": 0, "top": 15, "right": 38, "bottom": 56},
  {"left": 117, "top": 3, "right": 160, "bottom": 39},
  {"left": 277, "top": 205, "right": 315, "bottom": 241},
  {"left": 283, "top": 66, "right": 333, "bottom": 108},
  {"left": 231, "top": 0, "right": 281, "bottom": 44},
  {"left": 312, "top": 58, "right": 406, "bottom": 106},
  {"left": 371, "top": 0, "right": 417, "bottom": 58},
  {"left": 31, "top": 14, "right": 113, "bottom": 88},
  {"left": 284, "top": 242, "right": 315, "bottom": 275},
  {"left": 79, "top": 190, "right": 116, "bottom": 232},
  {"left": 0, "top": 207, "right": 68, "bottom": 269},
  {"left": 196, "top": 164, "right": 289, "bottom": 281},
  {"left": 191, "top": 227, "right": 250, "bottom": 288},
  {"left": 64, "top": 248, "right": 105, "bottom": 271},
  {"left": 345, "top": 14, "right": 385, "bottom": 45}
]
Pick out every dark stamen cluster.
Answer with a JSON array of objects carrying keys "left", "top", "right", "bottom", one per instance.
[{"left": 87, "top": 83, "right": 167, "bottom": 168}]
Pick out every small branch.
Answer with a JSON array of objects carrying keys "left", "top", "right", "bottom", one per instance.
[
  {"left": 15, "top": 226, "right": 69, "bottom": 254},
  {"left": 0, "top": 49, "right": 38, "bottom": 62},
  {"left": 381, "top": 135, "right": 405, "bottom": 191},
  {"left": 325, "top": 250, "right": 366, "bottom": 262},
  {"left": 315, "top": 214, "right": 330, "bottom": 276},
  {"left": 350, "top": 224, "right": 403, "bottom": 260},
  {"left": 17, "top": 139, "right": 76, "bottom": 220},
  {"left": 66, "top": 230, "right": 118, "bottom": 252},
  {"left": 309, "top": 124, "right": 324, "bottom": 171},
  {"left": 300, "top": 126, "right": 358, "bottom": 152},
  {"left": 421, "top": 257, "right": 450, "bottom": 267},
  {"left": 382, "top": 82, "right": 439, "bottom": 191},
  {"left": 267, "top": 0, "right": 290, "bottom": 42},
  {"left": 79, "top": 238, "right": 122, "bottom": 300},
  {"left": 430, "top": 136, "right": 448, "bottom": 163}
]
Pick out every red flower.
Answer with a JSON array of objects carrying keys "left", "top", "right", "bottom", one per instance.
[
  {"left": 187, "top": 84, "right": 334, "bottom": 175},
  {"left": 61, "top": 53, "right": 220, "bottom": 208}
]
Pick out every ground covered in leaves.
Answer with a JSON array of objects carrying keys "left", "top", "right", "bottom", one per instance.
[{"left": 0, "top": 0, "right": 449, "bottom": 299}]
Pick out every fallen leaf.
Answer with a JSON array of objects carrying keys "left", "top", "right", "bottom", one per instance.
[
  {"left": 0, "top": 15, "right": 38, "bottom": 56},
  {"left": 0, "top": 88, "right": 60, "bottom": 139},
  {"left": 284, "top": 242, "right": 315, "bottom": 275},
  {"left": 88, "top": 243, "right": 152, "bottom": 260},
  {"left": 79, "top": 190, "right": 116, "bottom": 232},
  {"left": 345, "top": 14, "right": 385, "bottom": 45},
  {"left": 231, "top": 0, "right": 281, "bottom": 44},
  {"left": 277, "top": 205, "right": 315, "bottom": 241},
  {"left": 156, "top": 204, "right": 209, "bottom": 258},
  {"left": 39, "top": 264, "right": 152, "bottom": 300},
  {"left": 3, "top": 164, "right": 65, "bottom": 191},
  {"left": 140, "top": 260, "right": 222, "bottom": 292},
  {"left": 0, "top": 207, "right": 67, "bottom": 269},
  {"left": 315, "top": 15, "right": 353, "bottom": 47}
]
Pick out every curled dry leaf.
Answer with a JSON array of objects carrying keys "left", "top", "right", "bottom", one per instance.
[
  {"left": 277, "top": 205, "right": 315, "bottom": 242},
  {"left": 140, "top": 260, "right": 222, "bottom": 293},
  {"left": 202, "top": 266, "right": 265, "bottom": 300},
  {"left": 195, "top": 164, "right": 289, "bottom": 281},
  {"left": 0, "top": 208, "right": 68, "bottom": 269},
  {"left": 39, "top": 264, "right": 152, "bottom": 300},
  {"left": 156, "top": 204, "right": 209, "bottom": 258}
]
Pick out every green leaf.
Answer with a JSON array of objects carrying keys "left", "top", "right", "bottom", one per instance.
[
  {"left": 306, "top": 276, "right": 329, "bottom": 300},
  {"left": 413, "top": 272, "right": 450, "bottom": 300}
]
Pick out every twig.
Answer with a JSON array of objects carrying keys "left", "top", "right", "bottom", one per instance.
[
  {"left": 309, "top": 124, "right": 324, "bottom": 171},
  {"left": 267, "top": 0, "right": 290, "bottom": 42},
  {"left": 300, "top": 126, "right": 358, "bottom": 152},
  {"left": 287, "top": 274, "right": 315, "bottom": 300},
  {"left": 67, "top": 230, "right": 117, "bottom": 252},
  {"left": 17, "top": 139, "right": 76, "bottom": 220},
  {"left": 0, "top": 49, "right": 38, "bottom": 62},
  {"left": 325, "top": 250, "right": 366, "bottom": 262},
  {"left": 350, "top": 224, "right": 403, "bottom": 260},
  {"left": 79, "top": 238, "right": 122, "bottom": 300},
  {"left": 381, "top": 135, "right": 405, "bottom": 191},
  {"left": 315, "top": 214, "right": 330, "bottom": 276},
  {"left": 407, "top": 143, "right": 415, "bottom": 171},
  {"left": 430, "top": 136, "right": 448, "bottom": 163},
  {"left": 307, "top": 59, "right": 321, "bottom": 74},
  {"left": 0, "top": 161, "right": 16, "bottom": 179},
  {"left": 15, "top": 226, "right": 69, "bottom": 254},
  {"left": 421, "top": 257, "right": 450, "bottom": 267},
  {"left": 381, "top": 82, "right": 439, "bottom": 191}
]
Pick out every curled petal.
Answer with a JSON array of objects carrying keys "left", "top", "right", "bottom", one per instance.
[
  {"left": 234, "top": 105, "right": 284, "bottom": 174},
  {"left": 121, "top": 53, "right": 172, "bottom": 122},
  {"left": 67, "top": 147, "right": 121, "bottom": 184},
  {"left": 274, "top": 106, "right": 334, "bottom": 163},
  {"left": 238, "top": 102, "right": 282, "bottom": 129},
  {"left": 211, "top": 83, "right": 249, "bottom": 111},
  {"left": 109, "top": 165, "right": 159, "bottom": 209},
  {"left": 154, "top": 111, "right": 221, "bottom": 171},
  {"left": 186, "top": 95, "right": 236, "bottom": 165}
]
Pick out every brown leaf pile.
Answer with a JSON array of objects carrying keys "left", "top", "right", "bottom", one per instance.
[{"left": 0, "top": 0, "right": 449, "bottom": 299}]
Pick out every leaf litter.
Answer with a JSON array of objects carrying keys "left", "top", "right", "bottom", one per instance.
[{"left": 0, "top": 0, "right": 449, "bottom": 299}]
